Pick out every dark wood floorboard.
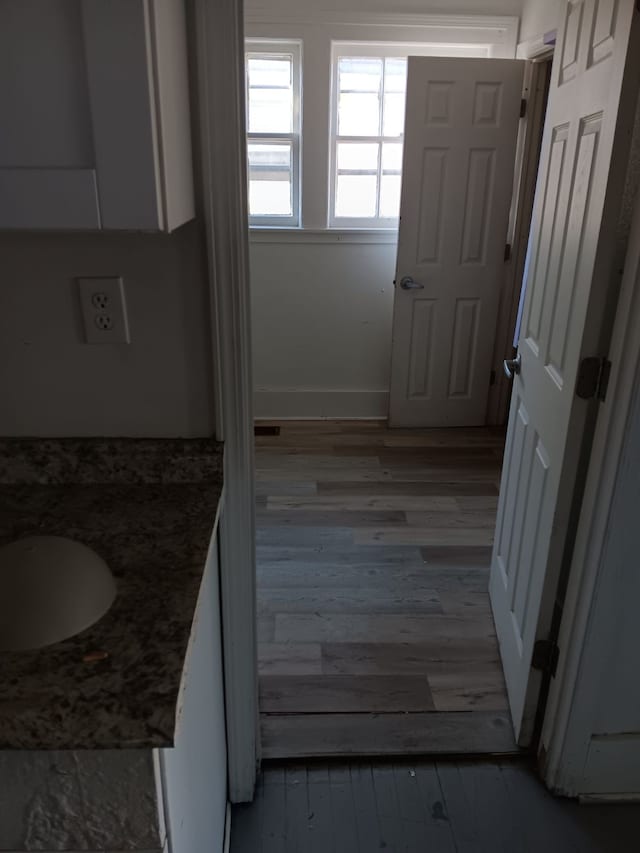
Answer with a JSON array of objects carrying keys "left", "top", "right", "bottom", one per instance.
[
  {"left": 260, "top": 711, "right": 516, "bottom": 759},
  {"left": 231, "top": 759, "right": 640, "bottom": 853},
  {"left": 260, "top": 674, "right": 435, "bottom": 713},
  {"left": 256, "top": 421, "right": 512, "bottom": 758}
]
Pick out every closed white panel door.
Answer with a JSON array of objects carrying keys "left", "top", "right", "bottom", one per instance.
[
  {"left": 489, "top": 0, "right": 638, "bottom": 743},
  {"left": 389, "top": 57, "right": 524, "bottom": 427}
]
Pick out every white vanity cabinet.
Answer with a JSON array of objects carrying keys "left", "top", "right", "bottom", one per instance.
[{"left": 0, "top": 0, "right": 195, "bottom": 231}]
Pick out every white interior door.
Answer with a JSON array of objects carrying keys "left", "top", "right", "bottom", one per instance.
[
  {"left": 489, "top": 0, "right": 638, "bottom": 744},
  {"left": 389, "top": 57, "right": 524, "bottom": 427}
]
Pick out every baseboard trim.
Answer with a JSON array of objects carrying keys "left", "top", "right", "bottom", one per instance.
[{"left": 254, "top": 389, "right": 389, "bottom": 419}]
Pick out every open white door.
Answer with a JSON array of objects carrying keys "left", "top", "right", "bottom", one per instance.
[
  {"left": 389, "top": 57, "right": 524, "bottom": 427},
  {"left": 489, "top": 0, "right": 638, "bottom": 744}
]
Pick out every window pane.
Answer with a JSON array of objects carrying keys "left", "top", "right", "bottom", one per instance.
[
  {"left": 338, "top": 57, "right": 382, "bottom": 93},
  {"left": 338, "top": 92, "right": 380, "bottom": 136},
  {"left": 248, "top": 143, "right": 292, "bottom": 217},
  {"left": 382, "top": 143, "right": 403, "bottom": 171},
  {"left": 383, "top": 92, "right": 406, "bottom": 137},
  {"left": 335, "top": 174, "right": 377, "bottom": 218},
  {"left": 248, "top": 56, "right": 291, "bottom": 88},
  {"left": 379, "top": 174, "right": 401, "bottom": 218},
  {"left": 384, "top": 58, "right": 407, "bottom": 93},
  {"left": 249, "top": 180, "right": 292, "bottom": 216},
  {"left": 337, "top": 142, "right": 379, "bottom": 171},
  {"left": 249, "top": 88, "right": 292, "bottom": 133},
  {"left": 247, "top": 56, "right": 293, "bottom": 133},
  {"left": 382, "top": 59, "right": 407, "bottom": 137},
  {"left": 248, "top": 143, "right": 291, "bottom": 169}
]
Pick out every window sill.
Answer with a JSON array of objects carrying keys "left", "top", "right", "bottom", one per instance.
[{"left": 248, "top": 227, "right": 399, "bottom": 245}]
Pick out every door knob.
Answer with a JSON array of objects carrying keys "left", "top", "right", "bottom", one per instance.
[
  {"left": 400, "top": 276, "right": 424, "bottom": 290},
  {"left": 503, "top": 354, "right": 521, "bottom": 379}
]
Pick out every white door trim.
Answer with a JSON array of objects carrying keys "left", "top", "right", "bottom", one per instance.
[
  {"left": 194, "top": 0, "right": 259, "bottom": 803},
  {"left": 541, "top": 124, "right": 640, "bottom": 794}
]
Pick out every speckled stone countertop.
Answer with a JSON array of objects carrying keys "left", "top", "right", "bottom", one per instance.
[{"left": 0, "top": 438, "right": 223, "bottom": 750}]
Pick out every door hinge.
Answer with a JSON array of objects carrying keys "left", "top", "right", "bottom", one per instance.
[
  {"left": 576, "top": 356, "right": 612, "bottom": 401},
  {"left": 490, "top": 369, "right": 497, "bottom": 386},
  {"left": 532, "top": 639, "right": 560, "bottom": 677},
  {"left": 504, "top": 243, "right": 512, "bottom": 261},
  {"left": 520, "top": 98, "right": 527, "bottom": 118}
]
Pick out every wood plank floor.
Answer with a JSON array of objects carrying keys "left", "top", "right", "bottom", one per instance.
[
  {"left": 255, "top": 421, "right": 515, "bottom": 759},
  {"left": 231, "top": 759, "right": 640, "bottom": 853}
]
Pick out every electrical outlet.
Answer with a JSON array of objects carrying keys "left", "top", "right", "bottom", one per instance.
[{"left": 78, "top": 277, "right": 130, "bottom": 344}]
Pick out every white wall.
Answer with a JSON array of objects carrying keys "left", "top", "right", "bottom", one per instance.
[
  {"left": 251, "top": 239, "right": 396, "bottom": 417},
  {"left": 518, "top": 0, "right": 561, "bottom": 45},
  {"left": 0, "top": 222, "right": 215, "bottom": 436}
]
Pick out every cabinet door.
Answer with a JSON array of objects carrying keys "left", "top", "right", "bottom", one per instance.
[
  {"left": 0, "top": 1, "right": 101, "bottom": 228},
  {"left": 0, "top": 0, "right": 194, "bottom": 231},
  {"left": 159, "top": 530, "right": 228, "bottom": 853}
]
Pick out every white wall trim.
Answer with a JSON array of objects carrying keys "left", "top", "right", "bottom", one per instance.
[
  {"left": 195, "top": 0, "right": 258, "bottom": 804},
  {"left": 254, "top": 389, "right": 389, "bottom": 419},
  {"left": 246, "top": 9, "right": 518, "bottom": 39},
  {"left": 517, "top": 32, "right": 557, "bottom": 60},
  {"left": 249, "top": 227, "right": 398, "bottom": 244}
]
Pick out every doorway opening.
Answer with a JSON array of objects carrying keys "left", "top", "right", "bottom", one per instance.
[
  {"left": 251, "top": 51, "right": 553, "bottom": 760},
  {"left": 243, "top": 22, "right": 564, "bottom": 762}
]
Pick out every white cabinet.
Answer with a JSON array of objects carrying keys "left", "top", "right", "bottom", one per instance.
[
  {"left": 0, "top": 0, "right": 195, "bottom": 231},
  {"left": 159, "top": 522, "right": 228, "bottom": 853}
]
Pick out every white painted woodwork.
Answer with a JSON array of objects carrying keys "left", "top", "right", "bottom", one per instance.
[
  {"left": 541, "top": 100, "right": 640, "bottom": 798},
  {"left": 0, "top": 0, "right": 194, "bottom": 231},
  {"left": 160, "top": 524, "right": 228, "bottom": 853},
  {"left": 195, "top": 0, "right": 258, "bottom": 803},
  {"left": 489, "top": 0, "right": 638, "bottom": 745},
  {"left": 389, "top": 57, "right": 524, "bottom": 427}
]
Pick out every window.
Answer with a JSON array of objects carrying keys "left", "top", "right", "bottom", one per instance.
[
  {"left": 244, "top": 18, "right": 508, "bottom": 235},
  {"left": 245, "top": 41, "right": 301, "bottom": 227},
  {"left": 330, "top": 48, "right": 408, "bottom": 228}
]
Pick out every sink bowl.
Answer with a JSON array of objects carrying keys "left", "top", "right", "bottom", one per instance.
[{"left": 0, "top": 536, "right": 117, "bottom": 651}]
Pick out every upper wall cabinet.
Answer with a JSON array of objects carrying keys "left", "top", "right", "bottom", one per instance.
[{"left": 0, "top": 0, "right": 195, "bottom": 231}]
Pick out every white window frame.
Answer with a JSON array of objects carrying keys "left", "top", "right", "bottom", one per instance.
[
  {"left": 245, "top": 39, "right": 302, "bottom": 228},
  {"left": 328, "top": 41, "right": 492, "bottom": 230}
]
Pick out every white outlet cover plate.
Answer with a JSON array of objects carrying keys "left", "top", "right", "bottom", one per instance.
[{"left": 78, "top": 276, "right": 130, "bottom": 344}]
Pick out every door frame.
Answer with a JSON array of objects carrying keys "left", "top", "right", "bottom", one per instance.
[
  {"left": 194, "top": 0, "right": 259, "bottom": 803},
  {"left": 195, "top": 0, "right": 640, "bottom": 800}
]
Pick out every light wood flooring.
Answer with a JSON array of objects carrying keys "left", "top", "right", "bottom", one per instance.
[
  {"left": 255, "top": 421, "right": 515, "bottom": 759},
  {"left": 231, "top": 759, "right": 640, "bottom": 853}
]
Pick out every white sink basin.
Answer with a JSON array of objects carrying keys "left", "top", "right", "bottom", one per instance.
[{"left": 0, "top": 536, "right": 117, "bottom": 651}]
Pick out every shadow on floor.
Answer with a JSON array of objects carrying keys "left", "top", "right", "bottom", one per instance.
[{"left": 231, "top": 758, "right": 640, "bottom": 853}]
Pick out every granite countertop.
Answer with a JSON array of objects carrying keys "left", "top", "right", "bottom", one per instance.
[{"left": 0, "top": 438, "right": 223, "bottom": 751}]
